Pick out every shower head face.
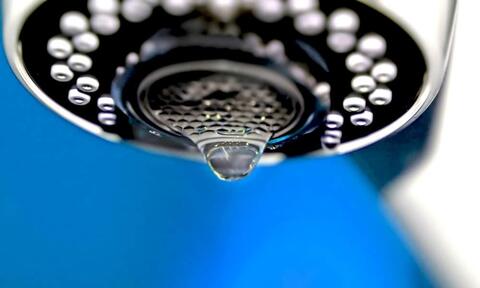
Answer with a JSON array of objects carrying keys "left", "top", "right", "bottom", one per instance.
[
  {"left": 136, "top": 65, "right": 303, "bottom": 141},
  {"left": 9, "top": 0, "right": 429, "bottom": 178}
]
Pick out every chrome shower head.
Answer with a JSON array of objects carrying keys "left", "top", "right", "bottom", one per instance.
[{"left": 3, "top": 0, "right": 444, "bottom": 180}]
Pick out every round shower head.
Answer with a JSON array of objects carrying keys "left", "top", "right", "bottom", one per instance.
[{"left": 3, "top": 0, "right": 432, "bottom": 180}]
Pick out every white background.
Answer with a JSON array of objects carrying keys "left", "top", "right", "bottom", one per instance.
[{"left": 387, "top": 2, "right": 480, "bottom": 287}]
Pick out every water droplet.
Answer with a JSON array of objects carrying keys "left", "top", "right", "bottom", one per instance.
[
  {"left": 186, "top": 124, "right": 273, "bottom": 180},
  {"left": 199, "top": 139, "right": 268, "bottom": 181},
  {"left": 187, "top": 111, "right": 273, "bottom": 181}
]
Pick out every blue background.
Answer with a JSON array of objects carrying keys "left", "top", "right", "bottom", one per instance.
[{"left": 0, "top": 21, "right": 431, "bottom": 288}]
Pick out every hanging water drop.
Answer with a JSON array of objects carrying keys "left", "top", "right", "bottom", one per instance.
[{"left": 199, "top": 138, "right": 269, "bottom": 181}]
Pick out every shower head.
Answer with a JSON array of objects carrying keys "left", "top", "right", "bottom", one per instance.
[{"left": 2, "top": 0, "right": 451, "bottom": 180}]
